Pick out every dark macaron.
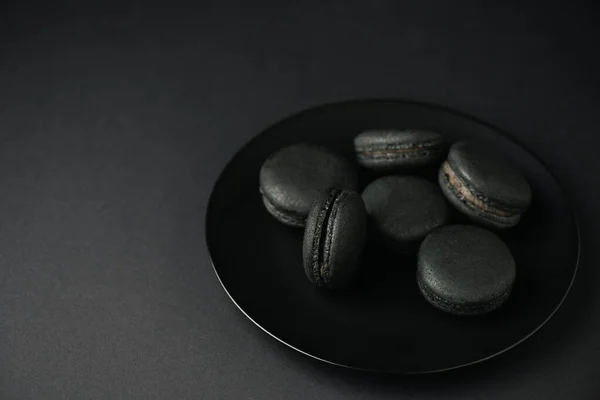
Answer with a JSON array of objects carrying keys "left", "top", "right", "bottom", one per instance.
[
  {"left": 354, "top": 129, "right": 445, "bottom": 170},
  {"left": 259, "top": 144, "right": 358, "bottom": 227},
  {"left": 362, "top": 176, "right": 449, "bottom": 253},
  {"left": 417, "top": 225, "right": 516, "bottom": 316},
  {"left": 302, "top": 188, "right": 367, "bottom": 289},
  {"left": 439, "top": 141, "right": 532, "bottom": 229}
]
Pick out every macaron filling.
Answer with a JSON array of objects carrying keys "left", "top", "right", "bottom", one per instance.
[
  {"left": 357, "top": 140, "right": 441, "bottom": 160},
  {"left": 441, "top": 161, "right": 518, "bottom": 218},
  {"left": 311, "top": 189, "right": 345, "bottom": 287}
]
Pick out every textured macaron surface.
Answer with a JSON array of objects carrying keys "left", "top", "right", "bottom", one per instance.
[
  {"left": 354, "top": 129, "right": 444, "bottom": 168},
  {"left": 354, "top": 129, "right": 443, "bottom": 150},
  {"left": 445, "top": 141, "right": 531, "bottom": 210},
  {"left": 259, "top": 144, "right": 358, "bottom": 224},
  {"left": 417, "top": 225, "right": 516, "bottom": 314},
  {"left": 362, "top": 175, "right": 449, "bottom": 246},
  {"left": 302, "top": 189, "right": 366, "bottom": 288}
]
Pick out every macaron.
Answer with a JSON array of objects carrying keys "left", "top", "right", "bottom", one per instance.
[
  {"left": 354, "top": 129, "right": 445, "bottom": 170},
  {"left": 259, "top": 144, "right": 358, "bottom": 227},
  {"left": 439, "top": 141, "right": 532, "bottom": 229},
  {"left": 302, "top": 188, "right": 367, "bottom": 289},
  {"left": 417, "top": 225, "right": 516, "bottom": 316},
  {"left": 361, "top": 176, "right": 449, "bottom": 253}
]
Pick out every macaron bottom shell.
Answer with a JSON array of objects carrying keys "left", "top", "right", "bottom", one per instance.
[
  {"left": 261, "top": 193, "right": 306, "bottom": 228},
  {"left": 417, "top": 274, "right": 513, "bottom": 316}
]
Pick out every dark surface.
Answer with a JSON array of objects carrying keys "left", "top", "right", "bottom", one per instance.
[
  {"left": 417, "top": 225, "right": 516, "bottom": 315},
  {"left": 206, "top": 99, "right": 578, "bottom": 373},
  {"left": 1, "top": 1, "right": 599, "bottom": 398},
  {"left": 302, "top": 189, "right": 367, "bottom": 289},
  {"left": 362, "top": 175, "right": 449, "bottom": 251},
  {"left": 259, "top": 143, "right": 358, "bottom": 227}
]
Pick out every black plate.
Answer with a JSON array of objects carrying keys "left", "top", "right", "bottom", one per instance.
[{"left": 206, "top": 99, "right": 580, "bottom": 374}]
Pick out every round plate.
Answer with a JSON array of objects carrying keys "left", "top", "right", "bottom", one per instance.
[{"left": 205, "top": 99, "right": 580, "bottom": 374}]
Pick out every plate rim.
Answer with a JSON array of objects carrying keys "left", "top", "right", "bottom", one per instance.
[{"left": 204, "top": 97, "right": 581, "bottom": 374}]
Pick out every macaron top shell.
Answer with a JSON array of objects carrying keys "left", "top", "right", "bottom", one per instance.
[
  {"left": 418, "top": 225, "right": 516, "bottom": 307},
  {"left": 447, "top": 141, "right": 531, "bottom": 210},
  {"left": 354, "top": 129, "right": 443, "bottom": 149},
  {"left": 259, "top": 144, "right": 358, "bottom": 221},
  {"left": 362, "top": 176, "right": 449, "bottom": 246}
]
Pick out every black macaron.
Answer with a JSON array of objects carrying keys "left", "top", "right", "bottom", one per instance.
[
  {"left": 417, "top": 225, "right": 516, "bottom": 316},
  {"left": 362, "top": 176, "right": 449, "bottom": 253},
  {"left": 259, "top": 144, "right": 358, "bottom": 227},
  {"left": 354, "top": 129, "right": 445, "bottom": 170},
  {"left": 439, "top": 141, "right": 532, "bottom": 229},
  {"left": 302, "top": 188, "right": 367, "bottom": 289}
]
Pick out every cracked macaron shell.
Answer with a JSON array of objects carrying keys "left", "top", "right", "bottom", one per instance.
[
  {"left": 354, "top": 129, "right": 445, "bottom": 170},
  {"left": 259, "top": 144, "right": 358, "bottom": 227},
  {"left": 417, "top": 224, "right": 516, "bottom": 316},
  {"left": 302, "top": 189, "right": 367, "bottom": 289}
]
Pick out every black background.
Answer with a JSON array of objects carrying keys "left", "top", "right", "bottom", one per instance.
[{"left": 1, "top": 1, "right": 599, "bottom": 399}]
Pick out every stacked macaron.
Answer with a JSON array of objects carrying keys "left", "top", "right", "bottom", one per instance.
[{"left": 258, "top": 129, "right": 531, "bottom": 316}]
